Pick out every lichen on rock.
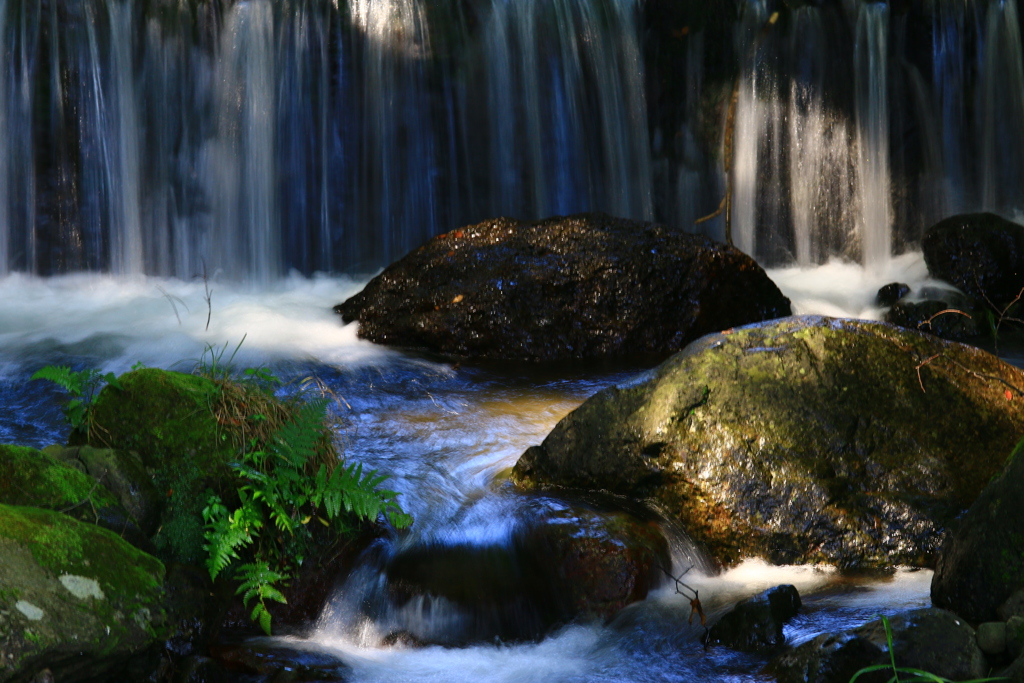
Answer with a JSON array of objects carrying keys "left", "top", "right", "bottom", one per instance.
[
  {"left": 513, "top": 316, "right": 1024, "bottom": 568},
  {"left": 0, "top": 504, "right": 166, "bottom": 683}
]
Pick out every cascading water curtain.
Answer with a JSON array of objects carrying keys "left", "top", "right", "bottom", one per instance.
[
  {"left": 483, "top": 0, "right": 652, "bottom": 222},
  {"left": 7, "top": 0, "right": 1024, "bottom": 279}
]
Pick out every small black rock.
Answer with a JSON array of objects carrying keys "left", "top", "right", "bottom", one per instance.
[{"left": 876, "top": 282, "right": 910, "bottom": 307}]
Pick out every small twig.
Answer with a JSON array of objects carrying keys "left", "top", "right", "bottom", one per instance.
[
  {"left": 914, "top": 353, "right": 941, "bottom": 393},
  {"left": 156, "top": 286, "right": 189, "bottom": 326},
  {"left": 658, "top": 564, "right": 707, "bottom": 628},
  {"left": 976, "top": 279, "right": 1024, "bottom": 356},
  {"left": 201, "top": 258, "right": 213, "bottom": 332},
  {"left": 916, "top": 308, "right": 971, "bottom": 331},
  {"left": 58, "top": 482, "right": 101, "bottom": 521}
]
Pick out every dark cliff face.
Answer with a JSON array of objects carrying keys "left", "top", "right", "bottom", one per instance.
[{"left": 335, "top": 212, "right": 792, "bottom": 363}]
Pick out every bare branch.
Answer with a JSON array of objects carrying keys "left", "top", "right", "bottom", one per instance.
[{"left": 914, "top": 353, "right": 942, "bottom": 393}]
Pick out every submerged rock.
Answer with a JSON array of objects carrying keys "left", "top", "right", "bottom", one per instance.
[
  {"left": 769, "top": 608, "right": 986, "bottom": 683},
  {"left": 922, "top": 212, "right": 1024, "bottom": 305},
  {"left": 931, "top": 439, "right": 1024, "bottom": 623},
  {"left": 335, "top": 213, "right": 791, "bottom": 362},
  {"left": 513, "top": 316, "right": 1024, "bottom": 568},
  {"left": 0, "top": 504, "right": 166, "bottom": 683},
  {"left": 707, "top": 584, "right": 802, "bottom": 653},
  {"left": 383, "top": 497, "right": 669, "bottom": 644}
]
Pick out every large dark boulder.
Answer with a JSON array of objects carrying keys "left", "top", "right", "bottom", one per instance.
[
  {"left": 335, "top": 213, "right": 791, "bottom": 362},
  {"left": 922, "top": 212, "right": 1024, "bottom": 305},
  {"left": 883, "top": 300, "right": 980, "bottom": 342},
  {"left": 931, "top": 439, "right": 1024, "bottom": 623},
  {"left": 512, "top": 316, "right": 1024, "bottom": 568},
  {"left": 769, "top": 608, "right": 986, "bottom": 683}
]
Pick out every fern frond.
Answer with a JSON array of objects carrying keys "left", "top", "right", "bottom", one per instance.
[
  {"left": 202, "top": 496, "right": 263, "bottom": 580},
  {"left": 235, "top": 560, "right": 289, "bottom": 635},
  {"left": 31, "top": 365, "right": 82, "bottom": 394}
]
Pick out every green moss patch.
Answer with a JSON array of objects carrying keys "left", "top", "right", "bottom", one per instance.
[
  {"left": 0, "top": 504, "right": 166, "bottom": 678},
  {"left": 0, "top": 444, "right": 135, "bottom": 535},
  {"left": 514, "top": 316, "right": 1024, "bottom": 568}
]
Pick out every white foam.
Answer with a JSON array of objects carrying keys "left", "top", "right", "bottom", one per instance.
[
  {"left": 312, "top": 624, "right": 603, "bottom": 683},
  {"left": 766, "top": 251, "right": 951, "bottom": 320},
  {"left": 0, "top": 271, "right": 398, "bottom": 375}
]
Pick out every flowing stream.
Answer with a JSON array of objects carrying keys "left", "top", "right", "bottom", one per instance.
[{"left": 0, "top": 263, "right": 941, "bottom": 681}]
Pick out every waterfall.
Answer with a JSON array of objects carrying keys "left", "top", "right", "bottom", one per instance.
[
  {"left": 980, "top": 0, "right": 1024, "bottom": 215},
  {"left": 484, "top": 0, "right": 652, "bottom": 221},
  {"left": 0, "top": 0, "right": 9, "bottom": 276},
  {"left": 2, "top": 0, "right": 1024, "bottom": 279},
  {"left": 209, "top": 0, "right": 279, "bottom": 284},
  {"left": 855, "top": 2, "right": 891, "bottom": 274}
]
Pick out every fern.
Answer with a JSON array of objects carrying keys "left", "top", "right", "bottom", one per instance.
[
  {"left": 202, "top": 494, "right": 263, "bottom": 581},
  {"left": 203, "top": 385, "right": 412, "bottom": 634},
  {"left": 235, "top": 560, "right": 288, "bottom": 636},
  {"left": 31, "top": 365, "right": 121, "bottom": 433}
]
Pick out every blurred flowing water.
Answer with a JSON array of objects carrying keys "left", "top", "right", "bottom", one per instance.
[
  {"left": 0, "top": 272, "right": 938, "bottom": 681},
  {"left": 2, "top": 0, "right": 1024, "bottom": 277},
  {"left": 2, "top": 0, "right": 1015, "bottom": 677}
]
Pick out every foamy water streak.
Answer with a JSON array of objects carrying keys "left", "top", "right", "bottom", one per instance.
[
  {"left": 0, "top": 272, "right": 392, "bottom": 376},
  {"left": 767, "top": 251, "right": 954, "bottom": 320}
]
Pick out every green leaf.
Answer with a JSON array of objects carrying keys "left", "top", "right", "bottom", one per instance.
[{"left": 257, "top": 606, "right": 272, "bottom": 635}]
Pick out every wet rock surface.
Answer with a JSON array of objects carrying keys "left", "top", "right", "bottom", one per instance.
[
  {"left": 208, "top": 641, "right": 350, "bottom": 682},
  {"left": 922, "top": 212, "right": 1024, "bottom": 305},
  {"left": 707, "top": 584, "right": 801, "bottom": 653},
  {"left": 883, "top": 300, "right": 980, "bottom": 342},
  {"left": 335, "top": 213, "right": 791, "bottom": 362},
  {"left": 875, "top": 282, "right": 910, "bottom": 307},
  {"left": 513, "top": 316, "right": 1024, "bottom": 568},
  {"left": 769, "top": 608, "right": 986, "bottom": 683},
  {"left": 383, "top": 497, "right": 669, "bottom": 644},
  {"left": 931, "top": 440, "right": 1024, "bottom": 623}
]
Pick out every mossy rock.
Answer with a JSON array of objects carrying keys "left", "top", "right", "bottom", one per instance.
[
  {"left": 86, "top": 368, "right": 228, "bottom": 473},
  {"left": 0, "top": 445, "right": 148, "bottom": 548},
  {"left": 86, "top": 369, "right": 233, "bottom": 565},
  {"left": 0, "top": 504, "right": 166, "bottom": 683},
  {"left": 513, "top": 316, "right": 1024, "bottom": 568},
  {"left": 931, "top": 438, "right": 1024, "bottom": 623},
  {"left": 42, "top": 445, "right": 163, "bottom": 537}
]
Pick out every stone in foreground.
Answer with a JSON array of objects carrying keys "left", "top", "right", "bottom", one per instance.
[
  {"left": 335, "top": 213, "right": 791, "bottom": 362},
  {"left": 931, "top": 438, "right": 1024, "bottom": 623},
  {"left": 769, "top": 608, "right": 985, "bottom": 683},
  {"left": 513, "top": 316, "right": 1024, "bottom": 567},
  {"left": 0, "top": 504, "right": 166, "bottom": 683}
]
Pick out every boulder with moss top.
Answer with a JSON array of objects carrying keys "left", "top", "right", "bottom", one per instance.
[
  {"left": 513, "top": 316, "right": 1024, "bottom": 568},
  {"left": 83, "top": 368, "right": 233, "bottom": 565},
  {"left": 0, "top": 504, "right": 166, "bottom": 683},
  {"left": 335, "top": 213, "right": 791, "bottom": 362}
]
